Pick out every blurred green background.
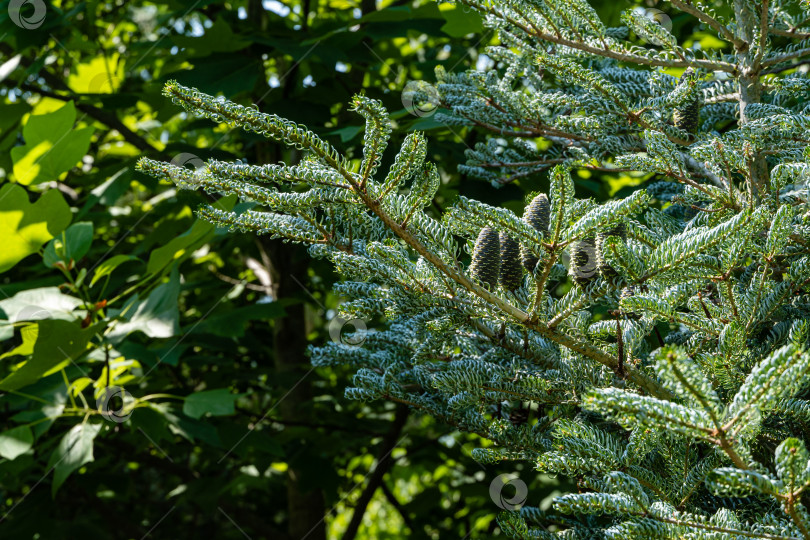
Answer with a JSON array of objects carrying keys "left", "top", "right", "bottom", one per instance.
[{"left": 0, "top": 0, "right": 730, "bottom": 538}]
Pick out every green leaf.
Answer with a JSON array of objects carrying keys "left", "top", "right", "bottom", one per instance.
[
  {"left": 43, "top": 221, "right": 94, "bottom": 267},
  {"left": 107, "top": 267, "right": 180, "bottom": 342},
  {"left": 195, "top": 302, "right": 286, "bottom": 338},
  {"left": 48, "top": 423, "right": 102, "bottom": 495},
  {"left": 10, "top": 101, "right": 94, "bottom": 186},
  {"left": 0, "top": 287, "right": 82, "bottom": 341},
  {"left": 0, "top": 320, "right": 102, "bottom": 391},
  {"left": 183, "top": 389, "right": 241, "bottom": 419},
  {"left": 171, "top": 17, "right": 251, "bottom": 54},
  {"left": 0, "top": 425, "right": 34, "bottom": 460},
  {"left": 172, "top": 54, "right": 262, "bottom": 97},
  {"left": 440, "top": 5, "right": 484, "bottom": 37},
  {"left": 146, "top": 195, "right": 236, "bottom": 275},
  {"left": 328, "top": 125, "right": 363, "bottom": 143},
  {"left": 89, "top": 254, "right": 139, "bottom": 287},
  {"left": 0, "top": 184, "right": 72, "bottom": 273}
]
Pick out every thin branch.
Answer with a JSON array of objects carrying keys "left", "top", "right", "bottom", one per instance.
[
  {"left": 770, "top": 28, "right": 810, "bottom": 40},
  {"left": 341, "top": 406, "right": 409, "bottom": 540},
  {"left": 703, "top": 92, "right": 741, "bottom": 104},
  {"left": 761, "top": 47, "right": 810, "bottom": 68},
  {"left": 669, "top": 0, "right": 746, "bottom": 50},
  {"left": 753, "top": 0, "right": 770, "bottom": 69},
  {"left": 456, "top": 0, "right": 737, "bottom": 72},
  {"left": 786, "top": 496, "right": 810, "bottom": 540},
  {"left": 646, "top": 514, "right": 800, "bottom": 540},
  {"left": 163, "top": 81, "right": 678, "bottom": 402},
  {"left": 379, "top": 481, "right": 417, "bottom": 534},
  {"left": 683, "top": 155, "right": 730, "bottom": 193},
  {"left": 762, "top": 58, "right": 810, "bottom": 74},
  {"left": 19, "top": 82, "right": 165, "bottom": 155}
]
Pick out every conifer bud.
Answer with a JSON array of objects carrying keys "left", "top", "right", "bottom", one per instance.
[
  {"left": 521, "top": 193, "right": 550, "bottom": 272},
  {"left": 569, "top": 236, "right": 597, "bottom": 286},
  {"left": 470, "top": 226, "right": 500, "bottom": 288},
  {"left": 673, "top": 68, "right": 700, "bottom": 136},
  {"left": 499, "top": 232, "right": 523, "bottom": 292},
  {"left": 596, "top": 223, "right": 626, "bottom": 279}
]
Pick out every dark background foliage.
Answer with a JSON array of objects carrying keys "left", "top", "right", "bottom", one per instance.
[{"left": 0, "top": 0, "right": 721, "bottom": 537}]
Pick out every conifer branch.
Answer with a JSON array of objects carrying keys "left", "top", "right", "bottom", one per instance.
[
  {"left": 455, "top": 0, "right": 736, "bottom": 72},
  {"left": 761, "top": 47, "right": 810, "bottom": 68},
  {"left": 146, "top": 0, "right": 810, "bottom": 530},
  {"left": 770, "top": 28, "right": 810, "bottom": 40},
  {"left": 668, "top": 0, "right": 745, "bottom": 50}
]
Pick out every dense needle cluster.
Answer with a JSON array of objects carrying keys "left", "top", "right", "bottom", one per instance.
[{"left": 137, "top": 0, "right": 810, "bottom": 537}]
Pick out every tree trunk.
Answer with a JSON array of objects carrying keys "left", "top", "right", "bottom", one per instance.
[
  {"left": 734, "top": 0, "right": 769, "bottom": 199},
  {"left": 263, "top": 237, "right": 327, "bottom": 540}
]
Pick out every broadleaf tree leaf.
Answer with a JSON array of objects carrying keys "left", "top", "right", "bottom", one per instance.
[
  {"left": 89, "top": 254, "right": 139, "bottom": 287},
  {"left": 0, "top": 320, "right": 103, "bottom": 391},
  {"left": 0, "top": 425, "right": 34, "bottom": 460},
  {"left": 0, "top": 287, "right": 83, "bottom": 341},
  {"left": 0, "top": 184, "right": 72, "bottom": 273},
  {"left": 10, "top": 101, "right": 94, "bottom": 186},
  {"left": 439, "top": 4, "right": 484, "bottom": 37},
  {"left": 183, "top": 388, "right": 242, "bottom": 419},
  {"left": 106, "top": 266, "right": 180, "bottom": 343},
  {"left": 43, "top": 221, "right": 94, "bottom": 267},
  {"left": 48, "top": 423, "right": 103, "bottom": 495},
  {"left": 194, "top": 302, "right": 286, "bottom": 337},
  {"left": 145, "top": 195, "right": 236, "bottom": 276},
  {"left": 171, "top": 17, "right": 251, "bottom": 54},
  {"left": 66, "top": 54, "right": 125, "bottom": 94}
]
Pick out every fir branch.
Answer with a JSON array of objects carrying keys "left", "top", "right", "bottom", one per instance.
[
  {"left": 454, "top": 0, "right": 737, "bottom": 72},
  {"left": 668, "top": 0, "right": 746, "bottom": 49}
]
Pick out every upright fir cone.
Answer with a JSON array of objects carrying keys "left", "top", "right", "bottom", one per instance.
[
  {"left": 499, "top": 232, "right": 523, "bottom": 292},
  {"left": 596, "top": 223, "right": 626, "bottom": 279},
  {"left": 470, "top": 226, "right": 500, "bottom": 288},
  {"left": 673, "top": 68, "right": 700, "bottom": 137},
  {"left": 508, "top": 403, "right": 530, "bottom": 426},
  {"left": 619, "top": 285, "right": 639, "bottom": 319},
  {"left": 521, "top": 193, "right": 550, "bottom": 273},
  {"left": 569, "top": 236, "right": 597, "bottom": 286}
]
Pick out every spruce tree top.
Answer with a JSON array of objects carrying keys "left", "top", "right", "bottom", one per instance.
[{"left": 138, "top": 0, "right": 810, "bottom": 537}]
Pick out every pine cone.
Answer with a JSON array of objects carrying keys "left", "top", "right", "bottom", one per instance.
[
  {"left": 499, "top": 232, "right": 523, "bottom": 292},
  {"left": 673, "top": 68, "right": 700, "bottom": 136},
  {"left": 569, "top": 236, "right": 597, "bottom": 286},
  {"left": 509, "top": 406, "right": 530, "bottom": 426},
  {"left": 521, "top": 193, "right": 550, "bottom": 272},
  {"left": 619, "top": 285, "right": 639, "bottom": 319},
  {"left": 597, "top": 223, "right": 626, "bottom": 279},
  {"left": 470, "top": 226, "right": 500, "bottom": 288}
]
